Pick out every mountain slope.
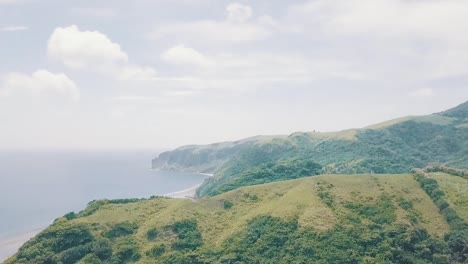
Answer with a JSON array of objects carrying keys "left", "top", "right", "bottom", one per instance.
[
  {"left": 439, "top": 101, "right": 468, "bottom": 119},
  {"left": 7, "top": 173, "right": 465, "bottom": 264},
  {"left": 152, "top": 101, "right": 468, "bottom": 197}
]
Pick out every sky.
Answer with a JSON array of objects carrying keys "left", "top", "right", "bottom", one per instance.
[{"left": 0, "top": 0, "right": 467, "bottom": 150}]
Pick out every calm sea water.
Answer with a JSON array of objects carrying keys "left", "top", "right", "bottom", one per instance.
[{"left": 0, "top": 151, "right": 207, "bottom": 261}]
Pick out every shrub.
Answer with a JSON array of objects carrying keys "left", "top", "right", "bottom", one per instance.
[
  {"left": 413, "top": 170, "right": 468, "bottom": 261},
  {"left": 397, "top": 197, "right": 413, "bottom": 210},
  {"left": 223, "top": 200, "right": 233, "bottom": 209},
  {"left": 171, "top": 220, "right": 203, "bottom": 251},
  {"left": 77, "top": 254, "right": 102, "bottom": 264},
  {"left": 111, "top": 245, "right": 141, "bottom": 263},
  {"left": 91, "top": 239, "right": 112, "bottom": 260},
  {"left": 446, "top": 229, "right": 468, "bottom": 262},
  {"left": 59, "top": 244, "right": 91, "bottom": 264},
  {"left": 78, "top": 200, "right": 109, "bottom": 217},
  {"left": 146, "top": 228, "right": 159, "bottom": 241},
  {"left": 50, "top": 225, "right": 94, "bottom": 252},
  {"left": 102, "top": 222, "right": 138, "bottom": 239},
  {"left": 64, "top": 212, "right": 76, "bottom": 220},
  {"left": 146, "top": 244, "right": 166, "bottom": 258}
]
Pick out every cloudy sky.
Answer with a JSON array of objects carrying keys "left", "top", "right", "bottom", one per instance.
[{"left": 1, "top": 0, "right": 467, "bottom": 150}]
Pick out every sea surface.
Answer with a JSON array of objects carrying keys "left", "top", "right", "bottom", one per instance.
[{"left": 0, "top": 150, "right": 208, "bottom": 261}]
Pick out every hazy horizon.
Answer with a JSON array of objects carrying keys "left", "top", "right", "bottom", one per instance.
[{"left": 2, "top": 0, "right": 468, "bottom": 150}]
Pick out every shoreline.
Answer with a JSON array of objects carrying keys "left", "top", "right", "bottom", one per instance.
[
  {"left": 164, "top": 183, "right": 200, "bottom": 198},
  {"left": 0, "top": 229, "right": 42, "bottom": 262},
  {"left": 0, "top": 181, "right": 205, "bottom": 261},
  {"left": 151, "top": 168, "right": 214, "bottom": 177}
]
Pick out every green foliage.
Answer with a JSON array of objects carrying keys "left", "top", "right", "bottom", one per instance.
[
  {"left": 158, "top": 251, "right": 204, "bottom": 264},
  {"left": 11, "top": 173, "right": 467, "bottom": 264},
  {"left": 397, "top": 197, "right": 413, "bottom": 210},
  {"left": 59, "top": 244, "right": 91, "bottom": 263},
  {"left": 102, "top": 222, "right": 138, "bottom": 239},
  {"left": 63, "top": 212, "right": 76, "bottom": 220},
  {"left": 108, "top": 198, "right": 146, "bottom": 204},
  {"left": 48, "top": 225, "right": 94, "bottom": 252},
  {"left": 146, "top": 244, "right": 166, "bottom": 258},
  {"left": 413, "top": 170, "right": 468, "bottom": 262},
  {"left": 243, "top": 192, "right": 258, "bottom": 201},
  {"left": 345, "top": 195, "right": 396, "bottom": 225},
  {"left": 425, "top": 163, "right": 468, "bottom": 180},
  {"left": 223, "top": 200, "right": 233, "bottom": 209},
  {"left": 199, "top": 157, "right": 322, "bottom": 196},
  {"left": 14, "top": 224, "right": 100, "bottom": 264},
  {"left": 77, "top": 254, "right": 102, "bottom": 264},
  {"left": 91, "top": 239, "right": 113, "bottom": 260},
  {"left": 439, "top": 101, "right": 468, "bottom": 118},
  {"left": 159, "top": 104, "right": 468, "bottom": 198},
  {"left": 146, "top": 228, "right": 158, "bottom": 241},
  {"left": 110, "top": 244, "right": 141, "bottom": 264},
  {"left": 78, "top": 200, "right": 109, "bottom": 217},
  {"left": 317, "top": 181, "right": 335, "bottom": 208},
  {"left": 170, "top": 219, "right": 203, "bottom": 251},
  {"left": 210, "top": 216, "right": 448, "bottom": 264},
  {"left": 446, "top": 229, "right": 468, "bottom": 263},
  {"left": 197, "top": 119, "right": 468, "bottom": 197}
]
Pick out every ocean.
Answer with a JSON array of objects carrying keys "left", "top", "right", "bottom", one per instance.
[{"left": 0, "top": 150, "right": 208, "bottom": 261}]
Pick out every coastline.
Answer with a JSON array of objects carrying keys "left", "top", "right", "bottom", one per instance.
[
  {"left": 165, "top": 183, "right": 201, "bottom": 198},
  {"left": 0, "top": 229, "right": 42, "bottom": 262},
  {"left": 0, "top": 180, "right": 206, "bottom": 262}
]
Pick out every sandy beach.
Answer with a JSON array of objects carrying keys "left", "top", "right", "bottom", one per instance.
[{"left": 165, "top": 184, "right": 201, "bottom": 198}]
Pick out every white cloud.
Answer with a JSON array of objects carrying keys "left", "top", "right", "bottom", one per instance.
[
  {"left": 0, "top": 26, "right": 28, "bottom": 32},
  {"left": 409, "top": 88, "right": 434, "bottom": 97},
  {"left": 226, "top": 3, "right": 253, "bottom": 23},
  {"left": 284, "top": 0, "right": 468, "bottom": 79},
  {"left": 48, "top": 25, "right": 127, "bottom": 69},
  {"left": 0, "top": 70, "right": 80, "bottom": 101},
  {"left": 288, "top": 0, "right": 468, "bottom": 39},
  {"left": 161, "top": 45, "right": 211, "bottom": 66},
  {"left": 150, "top": 3, "right": 274, "bottom": 45},
  {"left": 48, "top": 25, "right": 156, "bottom": 80},
  {"left": 156, "top": 46, "right": 362, "bottom": 92},
  {"left": 151, "top": 20, "right": 271, "bottom": 44}
]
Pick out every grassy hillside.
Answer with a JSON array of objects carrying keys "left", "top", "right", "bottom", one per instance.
[
  {"left": 152, "top": 101, "right": 468, "bottom": 197},
  {"left": 429, "top": 172, "right": 468, "bottom": 222},
  {"left": 7, "top": 173, "right": 466, "bottom": 264}
]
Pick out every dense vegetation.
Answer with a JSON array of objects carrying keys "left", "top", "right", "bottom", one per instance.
[
  {"left": 154, "top": 102, "right": 468, "bottom": 197},
  {"left": 413, "top": 168, "right": 468, "bottom": 263},
  {"left": 7, "top": 174, "right": 467, "bottom": 264},
  {"left": 170, "top": 216, "right": 448, "bottom": 264},
  {"left": 197, "top": 157, "right": 322, "bottom": 197}
]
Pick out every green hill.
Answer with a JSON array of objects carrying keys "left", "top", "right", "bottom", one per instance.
[
  {"left": 6, "top": 102, "right": 468, "bottom": 264},
  {"left": 6, "top": 173, "right": 467, "bottom": 264},
  {"left": 152, "top": 101, "right": 468, "bottom": 197}
]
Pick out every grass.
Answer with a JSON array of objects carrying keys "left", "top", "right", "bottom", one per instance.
[
  {"left": 9, "top": 173, "right": 457, "bottom": 264},
  {"left": 429, "top": 172, "right": 468, "bottom": 221},
  {"left": 67, "top": 174, "right": 450, "bottom": 260},
  {"left": 366, "top": 114, "right": 454, "bottom": 129},
  {"left": 292, "top": 129, "right": 358, "bottom": 141}
]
